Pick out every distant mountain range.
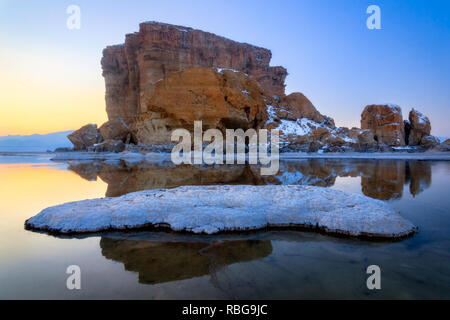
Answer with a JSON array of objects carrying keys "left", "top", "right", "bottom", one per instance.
[{"left": 0, "top": 131, "right": 74, "bottom": 152}]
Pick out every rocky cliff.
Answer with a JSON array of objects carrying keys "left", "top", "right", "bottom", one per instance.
[{"left": 101, "top": 21, "right": 287, "bottom": 125}]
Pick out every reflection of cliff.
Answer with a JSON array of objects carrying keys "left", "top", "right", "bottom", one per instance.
[
  {"left": 68, "top": 161, "right": 99, "bottom": 181},
  {"left": 361, "top": 161, "right": 405, "bottom": 200},
  {"left": 100, "top": 238, "right": 272, "bottom": 284},
  {"left": 270, "top": 160, "right": 431, "bottom": 200},
  {"left": 68, "top": 159, "right": 432, "bottom": 200},
  {"left": 68, "top": 161, "right": 264, "bottom": 197},
  {"left": 407, "top": 161, "right": 432, "bottom": 197},
  {"left": 268, "top": 160, "right": 363, "bottom": 187}
]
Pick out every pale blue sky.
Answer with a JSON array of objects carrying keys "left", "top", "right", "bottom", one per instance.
[{"left": 1, "top": 0, "right": 449, "bottom": 136}]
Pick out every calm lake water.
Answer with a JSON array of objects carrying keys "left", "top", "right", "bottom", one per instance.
[{"left": 0, "top": 154, "right": 449, "bottom": 299}]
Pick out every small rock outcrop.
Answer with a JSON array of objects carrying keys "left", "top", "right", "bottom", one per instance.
[
  {"left": 99, "top": 119, "right": 131, "bottom": 143},
  {"left": 361, "top": 104, "right": 405, "bottom": 146},
  {"left": 420, "top": 135, "right": 439, "bottom": 149},
  {"left": 276, "top": 93, "right": 326, "bottom": 123},
  {"left": 436, "top": 139, "right": 450, "bottom": 151},
  {"left": 67, "top": 124, "right": 103, "bottom": 150},
  {"left": 263, "top": 94, "right": 352, "bottom": 151},
  {"left": 408, "top": 109, "right": 431, "bottom": 146}
]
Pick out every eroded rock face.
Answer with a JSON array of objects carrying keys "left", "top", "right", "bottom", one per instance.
[
  {"left": 67, "top": 124, "right": 103, "bottom": 150},
  {"left": 131, "top": 67, "right": 269, "bottom": 145},
  {"left": 99, "top": 119, "right": 131, "bottom": 142},
  {"left": 361, "top": 104, "right": 405, "bottom": 146},
  {"left": 408, "top": 109, "right": 431, "bottom": 146},
  {"left": 101, "top": 21, "right": 287, "bottom": 124}
]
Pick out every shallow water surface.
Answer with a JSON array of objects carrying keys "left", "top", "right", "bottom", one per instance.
[{"left": 0, "top": 154, "right": 449, "bottom": 299}]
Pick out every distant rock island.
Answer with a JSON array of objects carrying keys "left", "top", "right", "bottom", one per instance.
[{"left": 67, "top": 21, "right": 449, "bottom": 153}]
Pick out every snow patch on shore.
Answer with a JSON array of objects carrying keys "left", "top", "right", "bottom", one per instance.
[{"left": 25, "top": 185, "right": 416, "bottom": 238}]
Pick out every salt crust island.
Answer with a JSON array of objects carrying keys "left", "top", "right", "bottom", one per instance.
[{"left": 25, "top": 185, "right": 416, "bottom": 239}]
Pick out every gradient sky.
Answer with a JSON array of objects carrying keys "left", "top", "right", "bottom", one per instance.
[{"left": 0, "top": 0, "right": 449, "bottom": 136}]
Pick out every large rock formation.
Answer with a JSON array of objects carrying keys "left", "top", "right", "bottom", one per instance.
[
  {"left": 101, "top": 21, "right": 287, "bottom": 126},
  {"left": 66, "top": 21, "right": 442, "bottom": 153},
  {"left": 361, "top": 104, "right": 405, "bottom": 146}
]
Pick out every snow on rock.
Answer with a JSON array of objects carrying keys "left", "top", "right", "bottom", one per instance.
[
  {"left": 268, "top": 111, "right": 357, "bottom": 148},
  {"left": 216, "top": 67, "right": 247, "bottom": 75},
  {"left": 386, "top": 104, "right": 402, "bottom": 114},
  {"left": 25, "top": 185, "right": 416, "bottom": 238},
  {"left": 412, "top": 109, "right": 428, "bottom": 125},
  {"left": 277, "top": 119, "right": 314, "bottom": 137}
]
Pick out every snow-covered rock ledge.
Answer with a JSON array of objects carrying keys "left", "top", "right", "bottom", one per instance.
[{"left": 25, "top": 185, "right": 416, "bottom": 239}]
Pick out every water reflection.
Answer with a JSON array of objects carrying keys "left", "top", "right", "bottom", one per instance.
[
  {"left": 406, "top": 161, "right": 432, "bottom": 197},
  {"left": 97, "top": 231, "right": 395, "bottom": 288},
  {"left": 66, "top": 159, "right": 432, "bottom": 200},
  {"left": 361, "top": 161, "right": 406, "bottom": 200},
  {"left": 100, "top": 237, "right": 272, "bottom": 284},
  {"left": 1, "top": 157, "right": 448, "bottom": 298}
]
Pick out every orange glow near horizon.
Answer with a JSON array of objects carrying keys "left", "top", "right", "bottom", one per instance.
[
  {"left": 0, "top": 163, "right": 107, "bottom": 225},
  {"left": 0, "top": 48, "right": 108, "bottom": 136},
  {"left": 0, "top": 163, "right": 108, "bottom": 209},
  {"left": 0, "top": 163, "right": 107, "bottom": 258}
]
